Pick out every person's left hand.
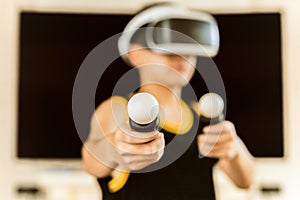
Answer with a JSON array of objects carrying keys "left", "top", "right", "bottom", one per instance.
[{"left": 197, "top": 121, "right": 240, "bottom": 159}]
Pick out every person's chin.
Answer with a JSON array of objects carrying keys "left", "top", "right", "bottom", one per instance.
[{"left": 177, "top": 77, "right": 189, "bottom": 87}]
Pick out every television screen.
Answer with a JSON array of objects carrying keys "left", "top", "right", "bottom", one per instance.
[{"left": 17, "top": 12, "right": 283, "bottom": 158}]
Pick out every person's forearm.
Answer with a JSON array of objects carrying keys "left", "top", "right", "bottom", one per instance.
[
  {"left": 82, "top": 146, "right": 114, "bottom": 178},
  {"left": 218, "top": 137, "right": 255, "bottom": 188}
]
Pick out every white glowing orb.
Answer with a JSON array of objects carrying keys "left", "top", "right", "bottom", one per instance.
[
  {"left": 199, "top": 93, "right": 224, "bottom": 118},
  {"left": 127, "top": 92, "right": 159, "bottom": 124}
]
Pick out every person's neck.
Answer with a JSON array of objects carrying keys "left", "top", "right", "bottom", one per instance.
[
  {"left": 138, "top": 84, "right": 187, "bottom": 127},
  {"left": 138, "top": 84, "right": 182, "bottom": 106}
]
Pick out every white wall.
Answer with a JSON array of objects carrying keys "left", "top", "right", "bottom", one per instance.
[
  {"left": 0, "top": 0, "right": 17, "bottom": 198},
  {"left": 1, "top": 0, "right": 300, "bottom": 199}
]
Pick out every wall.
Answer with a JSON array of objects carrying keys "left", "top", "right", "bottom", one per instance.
[
  {"left": 1, "top": 0, "right": 300, "bottom": 199},
  {"left": 0, "top": 0, "right": 17, "bottom": 198}
]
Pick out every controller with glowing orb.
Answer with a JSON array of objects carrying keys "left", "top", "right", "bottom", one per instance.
[{"left": 108, "top": 92, "right": 160, "bottom": 193}]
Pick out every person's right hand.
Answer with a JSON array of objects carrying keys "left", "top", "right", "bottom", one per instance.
[{"left": 108, "top": 123, "right": 165, "bottom": 171}]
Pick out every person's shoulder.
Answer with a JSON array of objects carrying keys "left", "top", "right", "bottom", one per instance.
[
  {"left": 95, "top": 96, "right": 128, "bottom": 115},
  {"left": 93, "top": 96, "right": 129, "bottom": 133}
]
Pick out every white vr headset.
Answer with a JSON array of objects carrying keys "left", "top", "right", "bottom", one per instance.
[{"left": 118, "top": 4, "right": 220, "bottom": 63}]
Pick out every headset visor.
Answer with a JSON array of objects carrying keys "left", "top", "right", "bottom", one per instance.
[{"left": 146, "top": 18, "right": 219, "bottom": 56}]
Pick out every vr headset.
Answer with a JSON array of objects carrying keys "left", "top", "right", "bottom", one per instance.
[{"left": 118, "top": 4, "right": 220, "bottom": 63}]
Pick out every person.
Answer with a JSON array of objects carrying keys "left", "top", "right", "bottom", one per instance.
[{"left": 82, "top": 3, "right": 254, "bottom": 200}]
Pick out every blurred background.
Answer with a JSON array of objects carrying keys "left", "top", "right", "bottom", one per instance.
[{"left": 1, "top": 0, "right": 300, "bottom": 199}]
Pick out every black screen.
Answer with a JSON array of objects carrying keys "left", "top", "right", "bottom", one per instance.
[{"left": 18, "top": 12, "right": 283, "bottom": 158}]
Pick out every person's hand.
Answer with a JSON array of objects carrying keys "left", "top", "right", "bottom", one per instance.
[
  {"left": 197, "top": 121, "right": 240, "bottom": 159},
  {"left": 109, "top": 123, "right": 165, "bottom": 171}
]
